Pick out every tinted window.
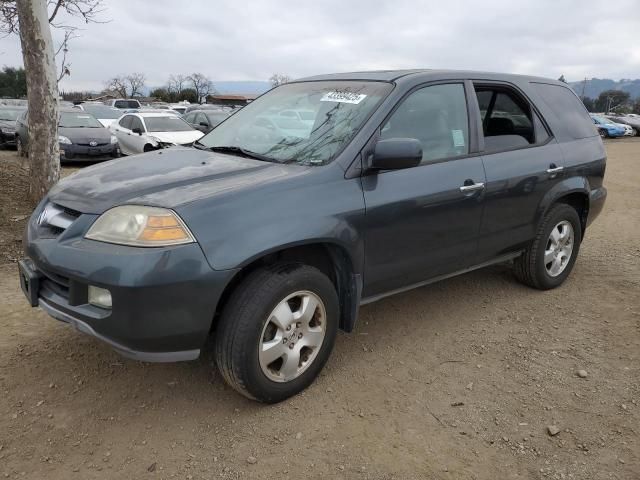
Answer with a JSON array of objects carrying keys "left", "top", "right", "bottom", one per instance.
[
  {"left": 205, "top": 111, "right": 229, "bottom": 125},
  {"left": 380, "top": 83, "right": 469, "bottom": 162},
  {"left": 144, "top": 116, "right": 193, "bottom": 132},
  {"left": 531, "top": 83, "right": 597, "bottom": 139},
  {"left": 474, "top": 87, "right": 535, "bottom": 149},
  {"left": 119, "top": 115, "right": 133, "bottom": 129},
  {"left": 114, "top": 100, "right": 141, "bottom": 109},
  {"left": 0, "top": 108, "right": 24, "bottom": 121},
  {"left": 130, "top": 116, "right": 144, "bottom": 132},
  {"left": 183, "top": 113, "right": 196, "bottom": 123},
  {"left": 194, "top": 113, "right": 208, "bottom": 125}
]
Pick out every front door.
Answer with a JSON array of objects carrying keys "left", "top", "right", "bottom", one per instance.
[{"left": 362, "top": 83, "right": 486, "bottom": 298}]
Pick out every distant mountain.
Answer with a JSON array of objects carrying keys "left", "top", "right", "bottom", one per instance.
[{"left": 567, "top": 78, "right": 640, "bottom": 100}]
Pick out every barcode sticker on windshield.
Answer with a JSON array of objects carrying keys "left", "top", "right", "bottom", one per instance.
[{"left": 320, "top": 91, "right": 367, "bottom": 104}]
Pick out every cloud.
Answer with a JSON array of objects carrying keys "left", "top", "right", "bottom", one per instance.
[{"left": 2, "top": 0, "right": 639, "bottom": 92}]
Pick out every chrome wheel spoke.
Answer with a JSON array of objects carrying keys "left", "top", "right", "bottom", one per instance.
[
  {"left": 301, "top": 328, "right": 324, "bottom": 348},
  {"left": 261, "top": 338, "right": 286, "bottom": 365},
  {"left": 544, "top": 249, "right": 555, "bottom": 265},
  {"left": 270, "top": 301, "right": 294, "bottom": 330},
  {"left": 296, "top": 294, "right": 319, "bottom": 325},
  {"left": 281, "top": 351, "right": 301, "bottom": 380},
  {"left": 549, "top": 227, "right": 561, "bottom": 246}
]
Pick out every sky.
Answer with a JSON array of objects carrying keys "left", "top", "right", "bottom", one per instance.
[{"left": 1, "top": 0, "right": 639, "bottom": 92}]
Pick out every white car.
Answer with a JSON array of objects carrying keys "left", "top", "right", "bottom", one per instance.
[
  {"left": 109, "top": 112, "right": 204, "bottom": 155},
  {"left": 77, "top": 104, "right": 123, "bottom": 128},
  {"left": 107, "top": 99, "right": 142, "bottom": 109}
]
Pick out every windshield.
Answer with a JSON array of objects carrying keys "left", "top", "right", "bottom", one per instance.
[
  {"left": 144, "top": 116, "right": 194, "bottom": 132},
  {"left": 59, "top": 112, "right": 103, "bottom": 128},
  {"left": 0, "top": 109, "right": 23, "bottom": 121},
  {"left": 82, "top": 105, "right": 122, "bottom": 119},
  {"left": 198, "top": 81, "right": 393, "bottom": 165},
  {"left": 592, "top": 116, "right": 610, "bottom": 125}
]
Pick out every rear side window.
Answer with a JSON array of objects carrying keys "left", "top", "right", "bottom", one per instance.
[{"left": 531, "top": 83, "right": 597, "bottom": 139}]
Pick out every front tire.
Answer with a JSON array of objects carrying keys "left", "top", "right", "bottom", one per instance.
[
  {"left": 215, "top": 263, "right": 339, "bottom": 403},
  {"left": 514, "top": 203, "right": 582, "bottom": 290}
]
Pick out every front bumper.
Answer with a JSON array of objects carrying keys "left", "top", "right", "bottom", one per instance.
[
  {"left": 21, "top": 209, "right": 238, "bottom": 362},
  {"left": 60, "top": 142, "right": 120, "bottom": 161}
]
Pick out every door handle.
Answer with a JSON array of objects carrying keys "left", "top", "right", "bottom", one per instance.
[
  {"left": 459, "top": 182, "right": 485, "bottom": 193},
  {"left": 546, "top": 166, "right": 564, "bottom": 174}
]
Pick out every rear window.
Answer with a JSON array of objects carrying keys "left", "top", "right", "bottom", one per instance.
[
  {"left": 114, "top": 100, "right": 141, "bottom": 109},
  {"left": 531, "top": 83, "right": 597, "bottom": 140}
]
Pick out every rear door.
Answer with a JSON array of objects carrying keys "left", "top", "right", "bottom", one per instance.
[
  {"left": 472, "top": 82, "right": 566, "bottom": 263},
  {"left": 361, "top": 82, "right": 486, "bottom": 298}
]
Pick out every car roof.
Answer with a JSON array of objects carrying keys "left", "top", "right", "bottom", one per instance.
[{"left": 296, "top": 69, "right": 562, "bottom": 85}]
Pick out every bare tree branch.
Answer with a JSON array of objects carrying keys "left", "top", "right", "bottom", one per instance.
[
  {"left": 187, "top": 72, "right": 213, "bottom": 103},
  {"left": 269, "top": 73, "right": 291, "bottom": 88},
  {"left": 1, "top": 0, "right": 106, "bottom": 35}
]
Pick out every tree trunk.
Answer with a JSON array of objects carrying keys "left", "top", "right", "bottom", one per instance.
[{"left": 16, "top": 0, "right": 60, "bottom": 204}]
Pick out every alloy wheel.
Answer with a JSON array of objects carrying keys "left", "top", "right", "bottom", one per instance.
[
  {"left": 544, "top": 220, "right": 574, "bottom": 277},
  {"left": 258, "top": 290, "right": 326, "bottom": 383}
]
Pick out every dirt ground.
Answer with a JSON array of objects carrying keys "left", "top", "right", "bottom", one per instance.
[{"left": 0, "top": 141, "right": 638, "bottom": 480}]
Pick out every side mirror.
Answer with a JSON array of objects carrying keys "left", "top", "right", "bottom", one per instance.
[
  {"left": 370, "top": 138, "right": 423, "bottom": 170},
  {"left": 199, "top": 122, "right": 209, "bottom": 128},
  {"left": 132, "top": 127, "right": 142, "bottom": 135}
]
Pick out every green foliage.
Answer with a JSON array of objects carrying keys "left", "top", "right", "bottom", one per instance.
[
  {"left": 558, "top": 74, "right": 567, "bottom": 83},
  {"left": 594, "top": 89, "right": 631, "bottom": 113},
  {"left": 0, "top": 66, "right": 27, "bottom": 98},
  {"left": 633, "top": 99, "right": 640, "bottom": 115},
  {"left": 582, "top": 97, "right": 594, "bottom": 112},
  {"left": 149, "top": 87, "right": 198, "bottom": 103}
]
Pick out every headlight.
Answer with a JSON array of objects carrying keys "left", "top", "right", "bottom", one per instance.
[
  {"left": 110, "top": 135, "right": 118, "bottom": 144},
  {"left": 58, "top": 135, "right": 72, "bottom": 145},
  {"left": 85, "top": 205, "right": 195, "bottom": 247}
]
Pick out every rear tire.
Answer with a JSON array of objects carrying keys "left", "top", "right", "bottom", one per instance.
[
  {"left": 514, "top": 204, "right": 582, "bottom": 290},
  {"left": 215, "top": 263, "right": 339, "bottom": 403}
]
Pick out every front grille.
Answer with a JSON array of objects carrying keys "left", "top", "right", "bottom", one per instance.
[
  {"left": 76, "top": 141, "right": 109, "bottom": 146},
  {"left": 40, "top": 267, "right": 70, "bottom": 299},
  {"left": 37, "top": 203, "right": 81, "bottom": 237}
]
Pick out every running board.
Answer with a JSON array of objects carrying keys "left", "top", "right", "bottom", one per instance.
[{"left": 360, "top": 251, "right": 523, "bottom": 306}]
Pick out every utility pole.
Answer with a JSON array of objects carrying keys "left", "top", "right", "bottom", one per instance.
[{"left": 16, "top": 0, "right": 60, "bottom": 204}]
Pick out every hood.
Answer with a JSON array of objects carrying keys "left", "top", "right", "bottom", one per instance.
[
  {"left": 97, "top": 118, "right": 115, "bottom": 128},
  {"left": 59, "top": 126, "right": 112, "bottom": 143},
  {"left": 0, "top": 119, "right": 16, "bottom": 130},
  {"left": 47, "top": 147, "right": 307, "bottom": 214},
  {"left": 149, "top": 130, "right": 204, "bottom": 145}
]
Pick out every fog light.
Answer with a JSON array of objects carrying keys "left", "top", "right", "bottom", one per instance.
[{"left": 88, "top": 285, "right": 112, "bottom": 309}]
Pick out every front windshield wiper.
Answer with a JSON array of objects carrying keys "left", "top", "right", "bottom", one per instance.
[{"left": 204, "top": 145, "right": 279, "bottom": 163}]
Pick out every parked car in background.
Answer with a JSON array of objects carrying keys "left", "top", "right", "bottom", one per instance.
[
  {"left": 109, "top": 112, "right": 203, "bottom": 155},
  {"left": 19, "top": 70, "right": 607, "bottom": 403},
  {"left": 0, "top": 105, "right": 26, "bottom": 148},
  {"left": 15, "top": 108, "right": 119, "bottom": 161},
  {"left": 169, "top": 104, "right": 189, "bottom": 115},
  {"left": 184, "top": 104, "right": 236, "bottom": 114},
  {"left": 605, "top": 114, "right": 639, "bottom": 136},
  {"left": 77, "top": 104, "right": 123, "bottom": 128},
  {"left": 590, "top": 114, "right": 625, "bottom": 138},
  {"left": 183, "top": 109, "right": 231, "bottom": 133},
  {"left": 107, "top": 99, "right": 143, "bottom": 109}
]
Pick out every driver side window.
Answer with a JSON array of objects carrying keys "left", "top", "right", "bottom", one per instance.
[{"left": 380, "top": 83, "right": 469, "bottom": 163}]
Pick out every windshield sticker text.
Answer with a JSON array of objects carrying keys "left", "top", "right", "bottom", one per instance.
[{"left": 320, "top": 91, "right": 367, "bottom": 104}]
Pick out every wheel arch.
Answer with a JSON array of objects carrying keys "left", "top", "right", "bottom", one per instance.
[
  {"left": 538, "top": 177, "right": 590, "bottom": 239},
  {"left": 212, "top": 241, "right": 362, "bottom": 335}
]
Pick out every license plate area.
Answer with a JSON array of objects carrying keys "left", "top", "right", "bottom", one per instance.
[{"left": 18, "top": 259, "right": 41, "bottom": 307}]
